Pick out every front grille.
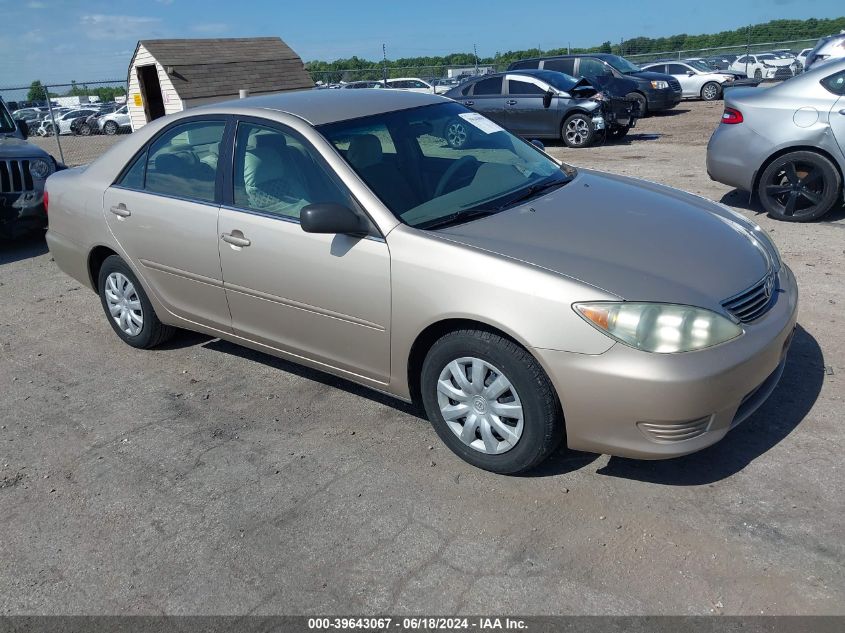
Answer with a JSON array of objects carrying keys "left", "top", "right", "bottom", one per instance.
[
  {"left": 0, "top": 160, "right": 34, "bottom": 193},
  {"left": 773, "top": 66, "right": 792, "bottom": 79},
  {"left": 667, "top": 78, "right": 682, "bottom": 91},
  {"left": 721, "top": 271, "right": 778, "bottom": 323},
  {"left": 637, "top": 416, "right": 712, "bottom": 443}
]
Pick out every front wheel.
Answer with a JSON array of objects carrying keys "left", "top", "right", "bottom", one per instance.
[
  {"left": 625, "top": 92, "right": 648, "bottom": 117},
  {"left": 757, "top": 151, "right": 841, "bottom": 222},
  {"left": 754, "top": 69, "right": 763, "bottom": 79},
  {"left": 606, "top": 125, "right": 631, "bottom": 141},
  {"left": 79, "top": 123, "right": 92, "bottom": 136},
  {"left": 420, "top": 329, "right": 564, "bottom": 474},
  {"left": 700, "top": 81, "right": 721, "bottom": 101},
  {"left": 103, "top": 121, "right": 119, "bottom": 136},
  {"left": 561, "top": 113, "right": 595, "bottom": 148},
  {"left": 98, "top": 255, "right": 176, "bottom": 348}
]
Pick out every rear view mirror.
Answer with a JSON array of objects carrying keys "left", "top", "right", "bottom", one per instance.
[
  {"left": 542, "top": 90, "right": 554, "bottom": 109},
  {"left": 300, "top": 203, "right": 369, "bottom": 236}
]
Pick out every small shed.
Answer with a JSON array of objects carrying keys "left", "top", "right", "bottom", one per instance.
[{"left": 126, "top": 37, "right": 313, "bottom": 131}]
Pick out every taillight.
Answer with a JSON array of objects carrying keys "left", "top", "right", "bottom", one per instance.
[
  {"left": 43, "top": 190, "right": 49, "bottom": 214},
  {"left": 721, "top": 107, "right": 743, "bottom": 124}
]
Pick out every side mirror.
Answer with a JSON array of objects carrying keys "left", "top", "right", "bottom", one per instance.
[
  {"left": 530, "top": 139, "right": 545, "bottom": 151},
  {"left": 542, "top": 90, "right": 554, "bottom": 108},
  {"left": 300, "top": 203, "right": 369, "bottom": 236},
  {"left": 16, "top": 119, "right": 28, "bottom": 139},
  {"left": 687, "top": 70, "right": 695, "bottom": 76}
]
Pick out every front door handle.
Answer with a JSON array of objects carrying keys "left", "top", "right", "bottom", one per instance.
[
  {"left": 839, "top": 109, "right": 845, "bottom": 115},
  {"left": 109, "top": 203, "right": 131, "bottom": 218},
  {"left": 463, "top": 100, "right": 474, "bottom": 106},
  {"left": 221, "top": 231, "right": 251, "bottom": 248},
  {"left": 506, "top": 99, "right": 517, "bottom": 105}
]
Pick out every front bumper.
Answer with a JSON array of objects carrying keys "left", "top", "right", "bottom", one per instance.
[
  {"left": 643, "top": 88, "right": 682, "bottom": 111},
  {"left": 0, "top": 191, "right": 46, "bottom": 237},
  {"left": 534, "top": 264, "right": 798, "bottom": 459}
]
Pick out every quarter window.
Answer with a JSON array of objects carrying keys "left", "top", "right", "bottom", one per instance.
[
  {"left": 821, "top": 70, "right": 845, "bottom": 95},
  {"left": 144, "top": 120, "right": 225, "bottom": 202},
  {"left": 233, "top": 122, "right": 349, "bottom": 220}
]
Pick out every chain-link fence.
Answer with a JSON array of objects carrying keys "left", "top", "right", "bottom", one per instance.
[{"left": 1, "top": 80, "right": 129, "bottom": 167}]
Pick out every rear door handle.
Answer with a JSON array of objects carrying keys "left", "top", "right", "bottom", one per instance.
[
  {"left": 839, "top": 109, "right": 845, "bottom": 115},
  {"left": 463, "top": 100, "right": 474, "bottom": 106},
  {"left": 221, "top": 232, "right": 251, "bottom": 248},
  {"left": 506, "top": 99, "right": 517, "bottom": 105},
  {"left": 109, "top": 203, "right": 131, "bottom": 218}
]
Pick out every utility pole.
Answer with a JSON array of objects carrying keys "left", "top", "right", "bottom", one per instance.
[
  {"left": 474, "top": 43, "right": 479, "bottom": 75},
  {"left": 745, "top": 25, "right": 751, "bottom": 77},
  {"left": 382, "top": 43, "right": 388, "bottom": 83}
]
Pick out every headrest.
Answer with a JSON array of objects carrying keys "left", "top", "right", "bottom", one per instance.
[{"left": 346, "top": 134, "right": 383, "bottom": 170}]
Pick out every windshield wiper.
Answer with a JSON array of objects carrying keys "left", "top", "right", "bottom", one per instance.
[
  {"left": 495, "top": 177, "right": 570, "bottom": 209},
  {"left": 417, "top": 208, "right": 498, "bottom": 230}
]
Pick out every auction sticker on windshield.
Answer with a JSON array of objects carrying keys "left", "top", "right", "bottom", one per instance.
[{"left": 459, "top": 112, "right": 505, "bottom": 134}]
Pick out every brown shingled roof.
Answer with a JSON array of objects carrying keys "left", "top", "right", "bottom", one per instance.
[{"left": 136, "top": 37, "right": 313, "bottom": 100}]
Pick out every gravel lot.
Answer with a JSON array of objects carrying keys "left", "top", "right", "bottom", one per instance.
[{"left": 1, "top": 100, "right": 843, "bottom": 615}]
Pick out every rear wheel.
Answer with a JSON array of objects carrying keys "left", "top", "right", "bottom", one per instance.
[
  {"left": 97, "top": 255, "right": 176, "bottom": 348},
  {"left": 700, "top": 81, "right": 721, "bottom": 101},
  {"left": 625, "top": 92, "right": 648, "bottom": 117},
  {"left": 757, "top": 151, "right": 841, "bottom": 222},
  {"left": 420, "top": 329, "right": 564, "bottom": 474},
  {"left": 561, "top": 113, "right": 595, "bottom": 148}
]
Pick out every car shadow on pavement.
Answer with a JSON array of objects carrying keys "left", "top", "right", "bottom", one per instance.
[
  {"left": 0, "top": 233, "right": 48, "bottom": 265},
  {"left": 595, "top": 324, "right": 824, "bottom": 486},
  {"left": 720, "top": 190, "right": 845, "bottom": 223},
  {"left": 202, "top": 338, "right": 424, "bottom": 419}
]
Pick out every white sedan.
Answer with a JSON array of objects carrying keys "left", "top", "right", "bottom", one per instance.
[
  {"left": 641, "top": 61, "right": 734, "bottom": 101},
  {"left": 381, "top": 77, "right": 436, "bottom": 93}
]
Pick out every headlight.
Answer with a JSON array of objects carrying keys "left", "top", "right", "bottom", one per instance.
[
  {"left": 574, "top": 302, "right": 743, "bottom": 353},
  {"left": 650, "top": 80, "right": 669, "bottom": 89},
  {"left": 29, "top": 158, "right": 53, "bottom": 180}
]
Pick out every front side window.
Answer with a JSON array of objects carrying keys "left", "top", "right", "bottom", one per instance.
[
  {"left": 666, "top": 64, "right": 688, "bottom": 74},
  {"left": 144, "top": 120, "right": 225, "bottom": 202},
  {"left": 319, "top": 102, "right": 572, "bottom": 229},
  {"left": 233, "top": 122, "right": 349, "bottom": 220},
  {"left": 508, "top": 80, "right": 545, "bottom": 95},
  {"left": 579, "top": 58, "right": 612, "bottom": 77}
]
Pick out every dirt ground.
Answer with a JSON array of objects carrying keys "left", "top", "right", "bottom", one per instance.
[{"left": 1, "top": 100, "right": 843, "bottom": 615}]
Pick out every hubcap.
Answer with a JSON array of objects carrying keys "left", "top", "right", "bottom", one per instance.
[
  {"left": 446, "top": 122, "right": 467, "bottom": 147},
  {"left": 436, "top": 357, "right": 524, "bottom": 455},
  {"left": 703, "top": 84, "right": 717, "bottom": 99},
  {"left": 104, "top": 272, "right": 143, "bottom": 336},
  {"left": 764, "top": 160, "right": 825, "bottom": 217},
  {"left": 565, "top": 118, "right": 590, "bottom": 145}
]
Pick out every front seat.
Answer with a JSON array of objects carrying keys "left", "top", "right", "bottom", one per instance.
[
  {"left": 346, "top": 134, "right": 419, "bottom": 213},
  {"left": 243, "top": 143, "right": 309, "bottom": 217}
]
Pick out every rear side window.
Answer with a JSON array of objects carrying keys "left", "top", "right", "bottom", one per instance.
[
  {"left": 119, "top": 151, "right": 147, "bottom": 190},
  {"left": 473, "top": 77, "right": 503, "bottom": 95},
  {"left": 820, "top": 70, "right": 845, "bottom": 95},
  {"left": 543, "top": 59, "right": 575, "bottom": 75},
  {"left": 510, "top": 60, "right": 539, "bottom": 70},
  {"left": 144, "top": 120, "right": 225, "bottom": 203}
]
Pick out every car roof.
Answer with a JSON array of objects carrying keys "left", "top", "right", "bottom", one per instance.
[{"left": 203, "top": 89, "right": 447, "bottom": 126}]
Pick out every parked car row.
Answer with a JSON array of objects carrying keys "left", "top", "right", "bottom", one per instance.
[{"left": 11, "top": 102, "right": 130, "bottom": 137}]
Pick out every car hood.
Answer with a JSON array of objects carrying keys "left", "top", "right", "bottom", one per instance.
[
  {"left": 0, "top": 135, "right": 51, "bottom": 158},
  {"left": 435, "top": 170, "right": 771, "bottom": 309},
  {"left": 629, "top": 70, "right": 677, "bottom": 83}
]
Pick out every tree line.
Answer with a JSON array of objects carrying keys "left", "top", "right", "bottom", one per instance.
[
  {"left": 26, "top": 80, "right": 127, "bottom": 103},
  {"left": 306, "top": 16, "right": 845, "bottom": 81}
]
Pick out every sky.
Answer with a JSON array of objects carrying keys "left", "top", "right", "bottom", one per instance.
[{"left": 0, "top": 0, "right": 842, "bottom": 89}]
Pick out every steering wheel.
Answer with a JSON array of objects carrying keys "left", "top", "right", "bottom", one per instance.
[{"left": 435, "top": 156, "right": 480, "bottom": 197}]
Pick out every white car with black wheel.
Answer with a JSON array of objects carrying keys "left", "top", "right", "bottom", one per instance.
[{"left": 641, "top": 60, "right": 734, "bottom": 101}]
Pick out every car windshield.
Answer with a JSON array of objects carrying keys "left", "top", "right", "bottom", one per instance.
[
  {"left": 602, "top": 55, "right": 642, "bottom": 74},
  {"left": 0, "top": 101, "right": 16, "bottom": 133},
  {"left": 758, "top": 54, "right": 776, "bottom": 60},
  {"left": 527, "top": 70, "right": 583, "bottom": 92},
  {"left": 318, "top": 102, "right": 573, "bottom": 229},
  {"left": 687, "top": 60, "right": 713, "bottom": 72}
]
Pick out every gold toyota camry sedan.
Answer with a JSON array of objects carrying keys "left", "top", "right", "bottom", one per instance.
[{"left": 45, "top": 90, "right": 797, "bottom": 473}]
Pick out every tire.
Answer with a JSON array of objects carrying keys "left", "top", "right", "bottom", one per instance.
[
  {"left": 754, "top": 69, "right": 762, "bottom": 79},
  {"left": 97, "top": 255, "right": 176, "bottom": 349},
  {"left": 103, "top": 121, "right": 119, "bottom": 136},
  {"left": 606, "top": 125, "right": 631, "bottom": 141},
  {"left": 420, "top": 329, "right": 564, "bottom": 474},
  {"left": 700, "top": 81, "right": 721, "bottom": 101},
  {"left": 625, "top": 92, "right": 648, "bottom": 117},
  {"left": 79, "top": 123, "right": 92, "bottom": 136},
  {"left": 561, "top": 113, "right": 595, "bottom": 148},
  {"left": 444, "top": 118, "right": 471, "bottom": 149},
  {"left": 757, "top": 151, "right": 841, "bottom": 222}
]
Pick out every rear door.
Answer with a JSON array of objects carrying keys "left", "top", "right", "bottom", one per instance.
[
  {"left": 103, "top": 117, "right": 232, "bottom": 331},
  {"left": 505, "top": 76, "right": 555, "bottom": 137},
  {"left": 464, "top": 76, "right": 507, "bottom": 126},
  {"left": 823, "top": 70, "right": 845, "bottom": 155}
]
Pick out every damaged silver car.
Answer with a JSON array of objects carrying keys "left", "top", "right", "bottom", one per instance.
[{"left": 443, "top": 69, "right": 639, "bottom": 148}]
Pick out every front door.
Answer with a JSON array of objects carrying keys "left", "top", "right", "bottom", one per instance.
[
  {"left": 666, "top": 63, "right": 695, "bottom": 97},
  {"left": 103, "top": 118, "right": 231, "bottom": 331},
  {"left": 217, "top": 121, "right": 391, "bottom": 382},
  {"left": 505, "top": 76, "right": 555, "bottom": 137}
]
